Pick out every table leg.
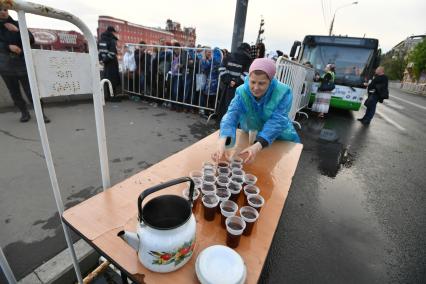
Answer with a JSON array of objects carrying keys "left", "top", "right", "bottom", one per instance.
[{"left": 121, "top": 272, "right": 128, "bottom": 284}]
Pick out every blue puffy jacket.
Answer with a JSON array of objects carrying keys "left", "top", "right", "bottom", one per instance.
[
  {"left": 201, "top": 47, "right": 223, "bottom": 96},
  {"left": 220, "top": 77, "right": 300, "bottom": 145}
]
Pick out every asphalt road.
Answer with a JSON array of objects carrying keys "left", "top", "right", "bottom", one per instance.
[
  {"left": 260, "top": 89, "right": 426, "bottom": 283},
  {"left": 1, "top": 89, "right": 425, "bottom": 283},
  {"left": 0, "top": 99, "right": 216, "bottom": 281}
]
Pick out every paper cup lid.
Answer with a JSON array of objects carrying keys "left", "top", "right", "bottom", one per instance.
[{"left": 196, "top": 245, "right": 246, "bottom": 284}]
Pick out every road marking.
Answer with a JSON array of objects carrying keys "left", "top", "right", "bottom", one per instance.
[
  {"left": 391, "top": 96, "right": 426, "bottom": 110},
  {"left": 383, "top": 100, "right": 404, "bottom": 110},
  {"left": 375, "top": 109, "right": 406, "bottom": 131}
]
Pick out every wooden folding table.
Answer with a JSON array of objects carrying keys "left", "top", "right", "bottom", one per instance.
[{"left": 62, "top": 130, "right": 303, "bottom": 283}]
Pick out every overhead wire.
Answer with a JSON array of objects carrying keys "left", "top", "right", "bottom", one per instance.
[{"left": 321, "top": 0, "right": 327, "bottom": 30}]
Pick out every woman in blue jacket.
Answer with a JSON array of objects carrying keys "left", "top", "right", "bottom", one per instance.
[{"left": 213, "top": 58, "right": 300, "bottom": 163}]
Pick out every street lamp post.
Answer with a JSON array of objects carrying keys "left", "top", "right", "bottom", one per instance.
[{"left": 329, "top": 1, "right": 358, "bottom": 36}]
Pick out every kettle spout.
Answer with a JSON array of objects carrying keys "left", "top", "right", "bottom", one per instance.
[{"left": 117, "top": 230, "right": 139, "bottom": 252}]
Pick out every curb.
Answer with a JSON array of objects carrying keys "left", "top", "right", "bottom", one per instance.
[
  {"left": 18, "top": 239, "right": 99, "bottom": 284},
  {"left": 389, "top": 86, "right": 426, "bottom": 97}
]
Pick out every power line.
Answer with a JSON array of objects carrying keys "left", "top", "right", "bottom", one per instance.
[{"left": 321, "top": 0, "right": 327, "bottom": 30}]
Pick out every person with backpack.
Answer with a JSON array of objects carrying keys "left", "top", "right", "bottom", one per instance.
[
  {"left": 98, "top": 26, "right": 121, "bottom": 102},
  {"left": 358, "top": 66, "right": 389, "bottom": 125}
]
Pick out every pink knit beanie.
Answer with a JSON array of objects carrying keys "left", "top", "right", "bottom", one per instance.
[{"left": 249, "top": 58, "right": 276, "bottom": 80}]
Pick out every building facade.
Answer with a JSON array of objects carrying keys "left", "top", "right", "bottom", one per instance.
[
  {"left": 165, "top": 19, "right": 196, "bottom": 46},
  {"left": 98, "top": 16, "right": 196, "bottom": 60},
  {"left": 29, "top": 28, "right": 87, "bottom": 52}
]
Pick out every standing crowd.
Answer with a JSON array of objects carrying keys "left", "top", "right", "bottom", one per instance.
[{"left": 98, "top": 26, "right": 291, "bottom": 122}]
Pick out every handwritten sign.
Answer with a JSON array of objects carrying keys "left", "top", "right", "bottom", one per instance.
[{"left": 32, "top": 50, "right": 94, "bottom": 97}]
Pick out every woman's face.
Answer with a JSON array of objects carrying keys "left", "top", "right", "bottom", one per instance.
[{"left": 249, "top": 72, "right": 270, "bottom": 98}]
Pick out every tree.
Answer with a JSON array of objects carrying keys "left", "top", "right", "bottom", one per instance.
[
  {"left": 408, "top": 38, "right": 426, "bottom": 80},
  {"left": 381, "top": 52, "right": 406, "bottom": 81}
]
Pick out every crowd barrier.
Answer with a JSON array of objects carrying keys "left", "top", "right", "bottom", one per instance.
[
  {"left": 1, "top": 1, "right": 111, "bottom": 283},
  {"left": 389, "top": 81, "right": 426, "bottom": 95},
  {"left": 275, "top": 57, "right": 315, "bottom": 128},
  {"left": 121, "top": 49, "right": 314, "bottom": 127},
  {"left": 121, "top": 44, "right": 223, "bottom": 117}
]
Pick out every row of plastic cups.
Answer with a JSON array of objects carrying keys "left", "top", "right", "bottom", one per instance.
[
  {"left": 191, "top": 170, "right": 257, "bottom": 187},
  {"left": 201, "top": 179, "right": 261, "bottom": 204},
  {"left": 203, "top": 158, "right": 244, "bottom": 174},
  {"left": 199, "top": 190, "right": 264, "bottom": 221},
  {"left": 192, "top": 166, "right": 252, "bottom": 179}
]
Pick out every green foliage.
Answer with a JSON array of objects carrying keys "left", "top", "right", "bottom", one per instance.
[
  {"left": 381, "top": 52, "right": 407, "bottom": 81},
  {"left": 408, "top": 38, "right": 426, "bottom": 80}
]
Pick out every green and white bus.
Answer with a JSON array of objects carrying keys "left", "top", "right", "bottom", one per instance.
[{"left": 290, "top": 35, "right": 380, "bottom": 111}]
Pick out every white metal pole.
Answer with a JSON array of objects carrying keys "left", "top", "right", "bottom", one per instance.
[
  {"left": 10, "top": 0, "right": 111, "bottom": 190},
  {"left": 17, "top": 10, "right": 84, "bottom": 284},
  {"left": 0, "top": 247, "right": 16, "bottom": 284}
]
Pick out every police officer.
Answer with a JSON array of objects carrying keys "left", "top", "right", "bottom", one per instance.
[
  {"left": 98, "top": 26, "right": 121, "bottom": 102},
  {"left": 216, "top": 42, "right": 252, "bottom": 121}
]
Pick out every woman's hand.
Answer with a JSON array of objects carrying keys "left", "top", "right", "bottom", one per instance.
[
  {"left": 212, "top": 137, "right": 228, "bottom": 162},
  {"left": 239, "top": 142, "right": 262, "bottom": 164}
]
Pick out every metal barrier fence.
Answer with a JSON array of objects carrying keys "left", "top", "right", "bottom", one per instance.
[
  {"left": 121, "top": 44, "right": 223, "bottom": 115},
  {"left": 389, "top": 81, "right": 426, "bottom": 95},
  {"left": 1, "top": 1, "right": 111, "bottom": 283},
  {"left": 275, "top": 57, "right": 315, "bottom": 128}
]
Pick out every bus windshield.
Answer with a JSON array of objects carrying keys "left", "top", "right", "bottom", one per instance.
[{"left": 301, "top": 45, "right": 375, "bottom": 87}]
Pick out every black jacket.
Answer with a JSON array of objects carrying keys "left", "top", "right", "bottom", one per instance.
[
  {"left": 0, "top": 16, "right": 34, "bottom": 75},
  {"left": 134, "top": 48, "right": 151, "bottom": 74},
  {"left": 98, "top": 31, "right": 120, "bottom": 87},
  {"left": 221, "top": 46, "right": 252, "bottom": 86},
  {"left": 368, "top": 74, "right": 389, "bottom": 102},
  {"left": 98, "top": 31, "right": 118, "bottom": 63}
]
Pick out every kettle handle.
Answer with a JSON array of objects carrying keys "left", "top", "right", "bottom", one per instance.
[{"left": 138, "top": 177, "right": 194, "bottom": 221}]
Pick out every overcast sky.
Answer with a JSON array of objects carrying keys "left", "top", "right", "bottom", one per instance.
[{"left": 9, "top": 0, "right": 426, "bottom": 53}]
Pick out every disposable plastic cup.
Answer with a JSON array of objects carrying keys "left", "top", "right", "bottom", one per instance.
[
  {"left": 217, "top": 167, "right": 231, "bottom": 177},
  {"left": 225, "top": 216, "right": 246, "bottom": 248},
  {"left": 202, "top": 161, "right": 216, "bottom": 170},
  {"left": 216, "top": 187, "right": 231, "bottom": 213},
  {"left": 189, "top": 171, "right": 203, "bottom": 185},
  {"left": 230, "top": 162, "right": 243, "bottom": 170},
  {"left": 230, "top": 175, "right": 244, "bottom": 185},
  {"left": 244, "top": 174, "right": 257, "bottom": 186},
  {"left": 203, "top": 173, "right": 216, "bottom": 184},
  {"left": 203, "top": 167, "right": 216, "bottom": 176},
  {"left": 202, "top": 194, "right": 219, "bottom": 221},
  {"left": 231, "top": 168, "right": 245, "bottom": 176},
  {"left": 227, "top": 181, "right": 242, "bottom": 203},
  {"left": 182, "top": 187, "right": 201, "bottom": 212},
  {"left": 230, "top": 156, "right": 244, "bottom": 164},
  {"left": 201, "top": 181, "right": 216, "bottom": 196},
  {"left": 220, "top": 200, "right": 238, "bottom": 228},
  {"left": 247, "top": 194, "right": 265, "bottom": 212},
  {"left": 243, "top": 185, "right": 260, "bottom": 205},
  {"left": 217, "top": 161, "right": 230, "bottom": 169},
  {"left": 239, "top": 206, "right": 259, "bottom": 236},
  {"left": 216, "top": 175, "right": 230, "bottom": 188}
]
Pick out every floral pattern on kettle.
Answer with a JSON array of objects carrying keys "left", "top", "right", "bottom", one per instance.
[{"left": 149, "top": 238, "right": 195, "bottom": 266}]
